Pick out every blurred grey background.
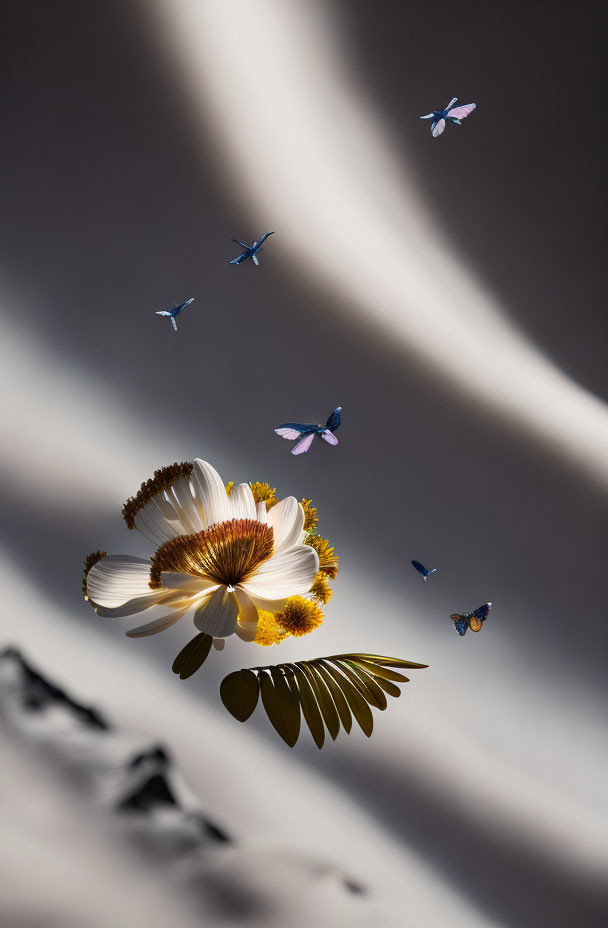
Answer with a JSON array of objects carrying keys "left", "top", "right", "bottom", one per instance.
[{"left": 0, "top": 2, "right": 606, "bottom": 926}]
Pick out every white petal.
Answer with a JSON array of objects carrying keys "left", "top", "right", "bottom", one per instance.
[
  {"left": 193, "top": 586, "right": 238, "bottom": 637},
  {"left": 240, "top": 545, "right": 319, "bottom": 600},
  {"left": 233, "top": 586, "right": 259, "bottom": 626},
  {"left": 244, "top": 592, "right": 289, "bottom": 613},
  {"left": 86, "top": 555, "right": 153, "bottom": 607},
  {"left": 235, "top": 621, "right": 258, "bottom": 642},
  {"left": 191, "top": 459, "right": 231, "bottom": 526},
  {"left": 256, "top": 501, "right": 268, "bottom": 523},
  {"left": 213, "top": 637, "right": 226, "bottom": 651},
  {"left": 167, "top": 476, "right": 205, "bottom": 535},
  {"left": 133, "top": 501, "right": 179, "bottom": 546},
  {"left": 232, "top": 601, "right": 260, "bottom": 643},
  {"left": 93, "top": 592, "right": 175, "bottom": 618},
  {"left": 160, "top": 572, "right": 216, "bottom": 594},
  {"left": 229, "top": 483, "right": 257, "bottom": 520},
  {"left": 126, "top": 604, "right": 189, "bottom": 638},
  {"left": 149, "top": 492, "right": 185, "bottom": 534},
  {"left": 268, "top": 497, "right": 305, "bottom": 551}
]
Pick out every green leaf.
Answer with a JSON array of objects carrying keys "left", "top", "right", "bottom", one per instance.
[
  {"left": 260, "top": 668, "right": 301, "bottom": 747},
  {"left": 366, "top": 674, "right": 401, "bottom": 698},
  {"left": 220, "top": 669, "right": 259, "bottom": 722},
  {"left": 339, "top": 660, "right": 388, "bottom": 710},
  {"left": 351, "top": 659, "right": 411, "bottom": 683},
  {"left": 303, "top": 664, "right": 340, "bottom": 740},
  {"left": 292, "top": 665, "right": 325, "bottom": 749},
  {"left": 315, "top": 662, "right": 352, "bottom": 733},
  {"left": 172, "top": 633, "right": 213, "bottom": 680},
  {"left": 347, "top": 653, "right": 428, "bottom": 669},
  {"left": 320, "top": 661, "right": 374, "bottom": 737},
  {"left": 270, "top": 666, "right": 302, "bottom": 744},
  {"left": 218, "top": 650, "right": 426, "bottom": 746}
]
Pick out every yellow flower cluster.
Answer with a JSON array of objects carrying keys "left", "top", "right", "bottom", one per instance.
[
  {"left": 254, "top": 610, "right": 290, "bottom": 647},
  {"left": 309, "top": 573, "right": 332, "bottom": 604},
  {"left": 300, "top": 498, "right": 318, "bottom": 531},
  {"left": 254, "top": 597, "right": 324, "bottom": 645},
  {"left": 305, "top": 534, "right": 339, "bottom": 580},
  {"left": 275, "top": 597, "right": 324, "bottom": 637},
  {"left": 249, "top": 482, "right": 277, "bottom": 509}
]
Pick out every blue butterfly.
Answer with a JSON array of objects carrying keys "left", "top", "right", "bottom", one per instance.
[
  {"left": 411, "top": 560, "right": 437, "bottom": 581},
  {"left": 420, "top": 98, "right": 476, "bottom": 137},
  {"left": 230, "top": 232, "right": 275, "bottom": 266},
  {"left": 450, "top": 602, "right": 492, "bottom": 636},
  {"left": 275, "top": 407, "right": 342, "bottom": 455},
  {"left": 156, "top": 297, "right": 194, "bottom": 332}
]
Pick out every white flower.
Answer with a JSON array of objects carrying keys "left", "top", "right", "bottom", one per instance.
[{"left": 84, "top": 459, "right": 319, "bottom": 644}]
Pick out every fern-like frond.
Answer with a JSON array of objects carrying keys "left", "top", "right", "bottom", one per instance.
[{"left": 220, "top": 653, "right": 428, "bottom": 747}]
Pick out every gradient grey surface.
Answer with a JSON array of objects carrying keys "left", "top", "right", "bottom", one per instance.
[{"left": 0, "top": 2, "right": 606, "bottom": 927}]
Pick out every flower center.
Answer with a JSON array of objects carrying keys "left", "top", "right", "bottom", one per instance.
[{"left": 149, "top": 519, "right": 274, "bottom": 589}]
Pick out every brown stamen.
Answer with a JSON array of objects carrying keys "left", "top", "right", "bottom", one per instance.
[
  {"left": 149, "top": 519, "right": 274, "bottom": 589},
  {"left": 122, "top": 462, "right": 193, "bottom": 529}
]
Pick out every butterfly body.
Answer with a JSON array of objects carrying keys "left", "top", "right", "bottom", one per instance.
[
  {"left": 155, "top": 297, "right": 194, "bottom": 332},
  {"left": 411, "top": 560, "right": 437, "bottom": 581},
  {"left": 450, "top": 602, "right": 492, "bottom": 636},
  {"left": 420, "top": 97, "right": 476, "bottom": 137},
  {"left": 275, "top": 407, "right": 342, "bottom": 455},
  {"left": 230, "top": 231, "right": 275, "bottom": 266}
]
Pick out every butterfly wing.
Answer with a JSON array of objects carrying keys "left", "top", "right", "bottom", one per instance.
[
  {"left": 411, "top": 560, "right": 428, "bottom": 577},
  {"left": 451, "top": 613, "right": 469, "bottom": 636},
  {"left": 469, "top": 602, "right": 491, "bottom": 632},
  {"left": 432, "top": 118, "right": 446, "bottom": 137},
  {"left": 292, "top": 432, "right": 316, "bottom": 455},
  {"left": 472, "top": 602, "right": 491, "bottom": 620},
  {"left": 321, "top": 429, "right": 338, "bottom": 445},
  {"left": 171, "top": 317, "right": 178, "bottom": 332},
  {"left": 156, "top": 310, "right": 171, "bottom": 316},
  {"left": 276, "top": 421, "right": 317, "bottom": 433},
  {"left": 445, "top": 97, "right": 458, "bottom": 110},
  {"left": 324, "top": 407, "right": 342, "bottom": 432},
  {"left": 447, "top": 103, "right": 476, "bottom": 120},
  {"left": 275, "top": 427, "right": 306, "bottom": 440},
  {"left": 420, "top": 113, "right": 435, "bottom": 119}
]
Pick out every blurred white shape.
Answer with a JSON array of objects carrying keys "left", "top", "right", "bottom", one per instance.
[
  {"left": 0, "top": 308, "right": 178, "bottom": 509},
  {"left": 153, "top": 0, "right": 608, "bottom": 486}
]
